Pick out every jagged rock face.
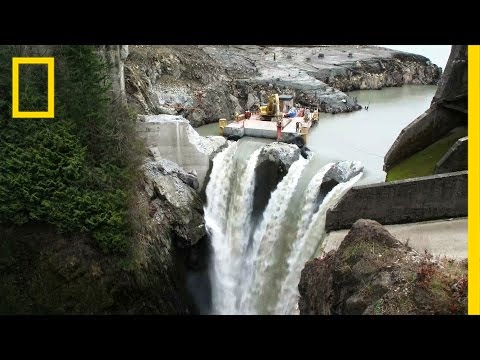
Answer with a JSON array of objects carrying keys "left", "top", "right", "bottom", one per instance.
[
  {"left": 0, "top": 155, "right": 211, "bottom": 315},
  {"left": 252, "top": 143, "right": 300, "bottom": 219},
  {"left": 143, "top": 160, "right": 206, "bottom": 248},
  {"left": 235, "top": 79, "right": 361, "bottom": 114},
  {"left": 125, "top": 46, "right": 242, "bottom": 127},
  {"left": 384, "top": 46, "right": 467, "bottom": 171},
  {"left": 326, "top": 53, "right": 441, "bottom": 92},
  {"left": 325, "top": 160, "right": 364, "bottom": 183},
  {"left": 298, "top": 219, "right": 467, "bottom": 315},
  {"left": 96, "top": 45, "right": 129, "bottom": 103},
  {"left": 156, "top": 158, "right": 199, "bottom": 190}
]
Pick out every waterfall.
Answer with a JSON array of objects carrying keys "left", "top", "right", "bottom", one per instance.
[
  {"left": 204, "top": 139, "right": 363, "bottom": 315},
  {"left": 175, "top": 121, "right": 182, "bottom": 165},
  {"left": 238, "top": 156, "right": 309, "bottom": 314},
  {"left": 205, "top": 144, "right": 261, "bottom": 314},
  {"left": 295, "top": 162, "right": 335, "bottom": 242},
  {"left": 275, "top": 171, "right": 363, "bottom": 315},
  {"left": 226, "top": 148, "right": 262, "bottom": 310},
  {"left": 204, "top": 142, "right": 238, "bottom": 313}
]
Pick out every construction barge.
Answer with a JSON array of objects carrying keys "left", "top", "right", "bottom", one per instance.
[{"left": 219, "top": 94, "right": 319, "bottom": 144}]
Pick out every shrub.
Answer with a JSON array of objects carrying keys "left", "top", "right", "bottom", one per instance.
[{"left": 0, "top": 46, "right": 140, "bottom": 253}]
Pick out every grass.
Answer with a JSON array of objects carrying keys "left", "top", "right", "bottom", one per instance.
[{"left": 386, "top": 128, "right": 467, "bottom": 182}]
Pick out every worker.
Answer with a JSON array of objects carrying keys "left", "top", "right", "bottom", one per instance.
[
  {"left": 305, "top": 108, "right": 311, "bottom": 121},
  {"left": 276, "top": 119, "right": 282, "bottom": 140}
]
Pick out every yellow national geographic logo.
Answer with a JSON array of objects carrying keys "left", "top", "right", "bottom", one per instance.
[{"left": 12, "top": 57, "right": 55, "bottom": 118}]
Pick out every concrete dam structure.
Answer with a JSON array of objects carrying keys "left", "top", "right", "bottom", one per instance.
[
  {"left": 137, "top": 115, "right": 226, "bottom": 190},
  {"left": 325, "top": 171, "right": 467, "bottom": 231}
]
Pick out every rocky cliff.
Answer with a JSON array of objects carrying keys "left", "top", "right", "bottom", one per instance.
[
  {"left": 298, "top": 219, "right": 467, "bottom": 315},
  {"left": 384, "top": 45, "right": 467, "bottom": 171},
  {"left": 124, "top": 45, "right": 442, "bottom": 127},
  {"left": 0, "top": 47, "right": 227, "bottom": 314},
  {"left": 0, "top": 147, "right": 219, "bottom": 314}
]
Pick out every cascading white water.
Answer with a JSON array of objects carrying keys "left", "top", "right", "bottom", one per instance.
[
  {"left": 205, "top": 144, "right": 261, "bottom": 314},
  {"left": 294, "top": 162, "right": 335, "bottom": 242},
  {"left": 275, "top": 171, "right": 363, "bottom": 315},
  {"left": 225, "top": 148, "right": 262, "bottom": 310},
  {"left": 204, "top": 142, "right": 239, "bottom": 313},
  {"left": 238, "top": 157, "right": 309, "bottom": 314},
  {"left": 175, "top": 122, "right": 182, "bottom": 165},
  {"left": 204, "top": 139, "right": 363, "bottom": 315}
]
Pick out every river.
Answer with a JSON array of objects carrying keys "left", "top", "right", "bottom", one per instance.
[{"left": 196, "top": 85, "right": 437, "bottom": 185}]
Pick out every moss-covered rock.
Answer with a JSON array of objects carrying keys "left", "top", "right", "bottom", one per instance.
[{"left": 299, "top": 219, "right": 467, "bottom": 315}]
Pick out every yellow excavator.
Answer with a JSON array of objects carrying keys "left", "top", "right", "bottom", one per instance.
[{"left": 259, "top": 94, "right": 282, "bottom": 121}]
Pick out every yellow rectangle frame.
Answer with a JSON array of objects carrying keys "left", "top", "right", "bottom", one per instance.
[
  {"left": 12, "top": 57, "right": 54, "bottom": 118},
  {"left": 468, "top": 45, "right": 479, "bottom": 315}
]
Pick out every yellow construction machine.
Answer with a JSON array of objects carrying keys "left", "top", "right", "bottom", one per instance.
[{"left": 259, "top": 94, "right": 282, "bottom": 121}]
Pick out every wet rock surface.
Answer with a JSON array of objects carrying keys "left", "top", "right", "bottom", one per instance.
[
  {"left": 143, "top": 159, "right": 206, "bottom": 248},
  {"left": 252, "top": 143, "right": 300, "bottom": 220}
]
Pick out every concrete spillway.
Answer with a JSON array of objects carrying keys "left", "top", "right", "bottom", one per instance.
[{"left": 137, "top": 114, "right": 226, "bottom": 190}]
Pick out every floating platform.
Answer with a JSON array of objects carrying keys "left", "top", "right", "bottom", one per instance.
[{"left": 223, "top": 114, "right": 312, "bottom": 142}]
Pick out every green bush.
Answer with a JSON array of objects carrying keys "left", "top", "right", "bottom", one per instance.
[{"left": 0, "top": 45, "right": 140, "bottom": 253}]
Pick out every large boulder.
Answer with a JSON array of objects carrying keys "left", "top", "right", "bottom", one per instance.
[
  {"left": 252, "top": 142, "right": 300, "bottom": 219},
  {"left": 143, "top": 160, "right": 206, "bottom": 248},
  {"left": 156, "top": 158, "right": 199, "bottom": 190},
  {"left": 246, "top": 93, "right": 260, "bottom": 110},
  {"left": 298, "top": 219, "right": 467, "bottom": 315},
  {"left": 325, "top": 160, "right": 363, "bottom": 183}
]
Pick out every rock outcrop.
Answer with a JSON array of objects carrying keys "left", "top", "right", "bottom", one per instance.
[
  {"left": 326, "top": 51, "right": 441, "bottom": 91},
  {"left": 125, "top": 46, "right": 242, "bottom": 127},
  {"left": 252, "top": 142, "right": 300, "bottom": 219},
  {"left": 0, "top": 153, "right": 210, "bottom": 315},
  {"left": 325, "top": 160, "right": 364, "bottom": 183},
  {"left": 298, "top": 219, "right": 467, "bottom": 315},
  {"left": 143, "top": 160, "right": 206, "bottom": 248},
  {"left": 96, "top": 45, "right": 129, "bottom": 103},
  {"left": 384, "top": 46, "right": 467, "bottom": 171}
]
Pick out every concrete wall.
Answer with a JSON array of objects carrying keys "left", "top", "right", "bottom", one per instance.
[
  {"left": 325, "top": 171, "right": 467, "bottom": 231},
  {"left": 137, "top": 116, "right": 211, "bottom": 190},
  {"left": 435, "top": 136, "right": 468, "bottom": 174}
]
